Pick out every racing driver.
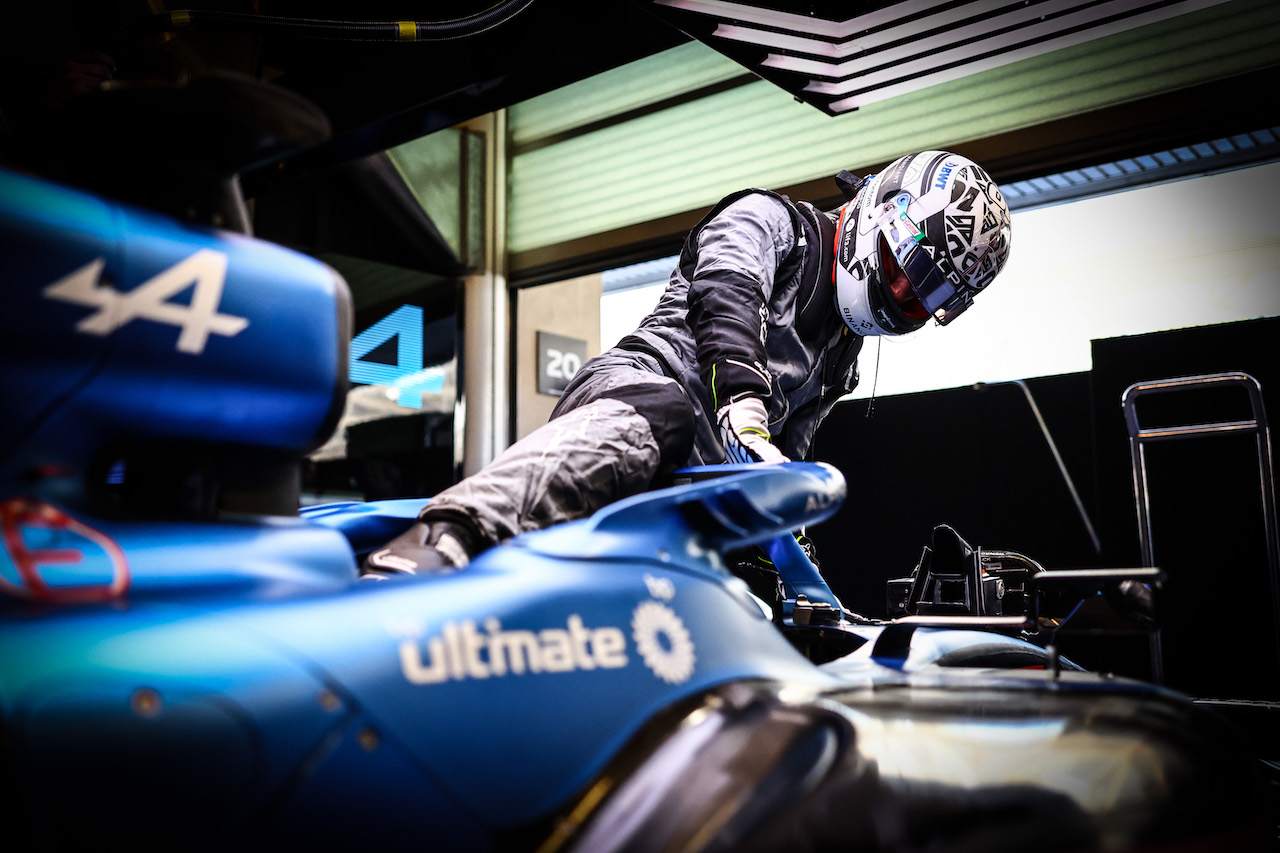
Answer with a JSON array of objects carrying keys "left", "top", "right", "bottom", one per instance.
[{"left": 364, "top": 150, "right": 1014, "bottom": 576}]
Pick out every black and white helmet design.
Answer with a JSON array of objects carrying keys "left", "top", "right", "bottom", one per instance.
[{"left": 833, "top": 150, "right": 1012, "bottom": 336}]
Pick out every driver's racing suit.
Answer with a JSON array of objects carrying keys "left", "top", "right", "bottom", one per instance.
[{"left": 421, "top": 190, "right": 864, "bottom": 549}]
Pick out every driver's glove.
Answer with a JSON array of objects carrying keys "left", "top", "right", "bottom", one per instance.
[
  {"left": 362, "top": 518, "right": 480, "bottom": 578},
  {"left": 716, "top": 397, "right": 788, "bottom": 464},
  {"left": 794, "top": 531, "right": 819, "bottom": 569}
]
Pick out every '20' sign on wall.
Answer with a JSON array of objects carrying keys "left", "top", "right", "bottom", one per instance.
[{"left": 537, "top": 331, "right": 588, "bottom": 397}]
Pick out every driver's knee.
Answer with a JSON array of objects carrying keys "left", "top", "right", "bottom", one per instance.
[{"left": 603, "top": 379, "right": 695, "bottom": 473}]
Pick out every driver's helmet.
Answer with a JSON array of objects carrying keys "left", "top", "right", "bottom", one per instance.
[{"left": 833, "top": 150, "right": 1012, "bottom": 336}]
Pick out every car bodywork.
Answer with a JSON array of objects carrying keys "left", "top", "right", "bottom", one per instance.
[{"left": 0, "top": 154, "right": 1268, "bottom": 851}]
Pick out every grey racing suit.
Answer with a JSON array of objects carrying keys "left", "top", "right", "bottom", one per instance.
[{"left": 423, "top": 190, "right": 863, "bottom": 548}]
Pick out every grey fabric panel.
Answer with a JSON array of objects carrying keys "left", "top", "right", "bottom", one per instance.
[
  {"left": 425, "top": 397, "right": 662, "bottom": 544},
  {"left": 552, "top": 349, "right": 678, "bottom": 416},
  {"left": 552, "top": 348, "right": 700, "bottom": 469},
  {"left": 690, "top": 193, "right": 794, "bottom": 298}
]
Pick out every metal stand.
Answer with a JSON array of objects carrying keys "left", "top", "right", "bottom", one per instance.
[{"left": 1122, "top": 371, "right": 1280, "bottom": 685}]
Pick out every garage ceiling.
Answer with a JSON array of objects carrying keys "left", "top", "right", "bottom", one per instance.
[
  {"left": 3, "top": 0, "right": 1278, "bottom": 279},
  {"left": 0, "top": 1, "right": 690, "bottom": 190},
  {"left": 4, "top": 0, "right": 1266, "bottom": 185},
  {"left": 636, "top": 0, "right": 1234, "bottom": 114}
]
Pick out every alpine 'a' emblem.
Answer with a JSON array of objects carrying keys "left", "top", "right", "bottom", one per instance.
[
  {"left": 631, "top": 601, "right": 696, "bottom": 684},
  {"left": 43, "top": 250, "right": 249, "bottom": 354}
]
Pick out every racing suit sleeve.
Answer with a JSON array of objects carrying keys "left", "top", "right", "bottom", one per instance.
[{"left": 684, "top": 194, "right": 795, "bottom": 410}]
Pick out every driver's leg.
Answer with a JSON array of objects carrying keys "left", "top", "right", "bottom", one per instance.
[{"left": 364, "top": 353, "right": 695, "bottom": 575}]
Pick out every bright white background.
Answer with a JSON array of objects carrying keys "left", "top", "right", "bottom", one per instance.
[{"left": 601, "top": 161, "right": 1280, "bottom": 398}]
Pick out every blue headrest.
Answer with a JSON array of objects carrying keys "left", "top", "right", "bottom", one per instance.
[{"left": 0, "top": 168, "right": 351, "bottom": 482}]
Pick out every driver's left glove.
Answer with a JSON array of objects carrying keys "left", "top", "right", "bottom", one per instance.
[{"left": 716, "top": 396, "right": 788, "bottom": 464}]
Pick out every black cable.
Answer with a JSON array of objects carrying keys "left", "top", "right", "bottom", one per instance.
[
  {"left": 974, "top": 379, "right": 1103, "bottom": 556},
  {"left": 105, "top": 0, "right": 537, "bottom": 48}
]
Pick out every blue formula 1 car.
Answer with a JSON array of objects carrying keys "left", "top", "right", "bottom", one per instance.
[{"left": 0, "top": 161, "right": 1270, "bottom": 852}]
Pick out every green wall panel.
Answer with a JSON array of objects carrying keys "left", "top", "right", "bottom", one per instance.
[
  {"left": 508, "top": 41, "right": 745, "bottom": 147},
  {"left": 507, "top": 0, "right": 1280, "bottom": 258},
  {"left": 387, "top": 128, "right": 465, "bottom": 258}
]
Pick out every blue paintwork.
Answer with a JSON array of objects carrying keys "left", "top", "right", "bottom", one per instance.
[
  {"left": 0, "top": 168, "right": 348, "bottom": 510},
  {"left": 301, "top": 497, "right": 429, "bottom": 555},
  {"left": 0, "top": 461, "right": 844, "bottom": 841},
  {"left": 0, "top": 513, "right": 355, "bottom": 600},
  {"left": 3, "top": 167, "right": 1230, "bottom": 848}
]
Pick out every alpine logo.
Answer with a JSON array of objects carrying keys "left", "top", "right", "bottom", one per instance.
[
  {"left": 397, "top": 599, "right": 698, "bottom": 686},
  {"left": 43, "top": 250, "right": 249, "bottom": 354},
  {"left": 805, "top": 491, "right": 836, "bottom": 512}
]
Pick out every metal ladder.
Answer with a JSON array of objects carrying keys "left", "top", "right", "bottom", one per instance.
[{"left": 1122, "top": 371, "right": 1280, "bottom": 685}]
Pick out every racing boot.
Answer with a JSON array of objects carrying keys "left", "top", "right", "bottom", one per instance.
[{"left": 361, "top": 517, "right": 483, "bottom": 579}]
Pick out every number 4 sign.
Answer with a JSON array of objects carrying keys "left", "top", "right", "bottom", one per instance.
[{"left": 349, "top": 304, "right": 446, "bottom": 408}]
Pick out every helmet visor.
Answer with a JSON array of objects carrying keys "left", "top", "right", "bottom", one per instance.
[
  {"left": 898, "top": 242, "right": 971, "bottom": 325},
  {"left": 880, "top": 191, "right": 973, "bottom": 326}
]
